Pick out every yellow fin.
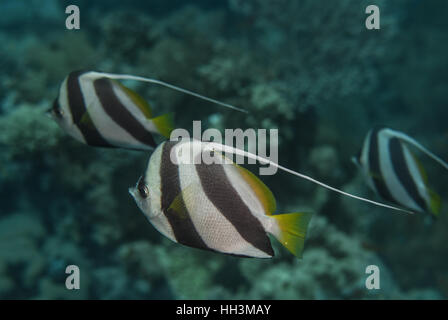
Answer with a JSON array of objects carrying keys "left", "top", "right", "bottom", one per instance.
[
  {"left": 151, "top": 113, "right": 175, "bottom": 138},
  {"left": 428, "top": 189, "right": 441, "bottom": 218},
  {"left": 167, "top": 193, "right": 189, "bottom": 220},
  {"left": 369, "top": 171, "right": 384, "bottom": 182},
  {"left": 210, "top": 152, "right": 276, "bottom": 215},
  {"left": 272, "top": 212, "right": 312, "bottom": 258},
  {"left": 79, "top": 112, "right": 96, "bottom": 130},
  {"left": 235, "top": 164, "right": 276, "bottom": 215},
  {"left": 114, "top": 80, "right": 153, "bottom": 118},
  {"left": 412, "top": 153, "right": 429, "bottom": 184},
  {"left": 167, "top": 183, "right": 198, "bottom": 219}
]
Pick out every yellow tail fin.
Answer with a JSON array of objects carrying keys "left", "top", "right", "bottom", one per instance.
[
  {"left": 151, "top": 113, "right": 175, "bottom": 138},
  {"left": 272, "top": 212, "right": 312, "bottom": 258}
]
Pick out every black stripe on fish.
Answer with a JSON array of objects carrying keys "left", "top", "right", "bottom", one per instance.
[
  {"left": 93, "top": 78, "right": 156, "bottom": 148},
  {"left": 195, "top": 157, "right": 274, "bottom": 257},
  {"left": 368, "top": 128, "right": 396, "bottom": 204},
  {"left": 67, "top": 71, "right": 88, "bottom": 124},
  {"left": 67, "top": 71, "right": 113, "bottom": 147},
  {"left": 388, "top": 137, "right": 427, "bottom": 212},
  {"left": 159, "top": 141, "right": 209, "bottom": 250},
  {"left": 51, "top": 98, "right": 64, "bottom": 119}
]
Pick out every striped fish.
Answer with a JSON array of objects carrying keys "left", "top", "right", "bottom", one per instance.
[
  {"left": 129, "top": 139, "right": 312, "bottom": 258},
  {"left": 49, "top": 71, "right": 174, "bottom": 150},
  {"left": 49, "top": 70, "right": 247, "bottom": 151},
  {"left": 354, "top": 127, "right": 447, "bottom": 217}
]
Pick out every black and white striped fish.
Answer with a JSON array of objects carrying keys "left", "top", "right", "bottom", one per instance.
[
  {"left": 49, "top": 71, "right": 173, "bottom": 150},
  {"left": 353, "top": 127, "right": 448, "bottom": 217},
  {"left": 49, "top": 71, "right": 246, "bottom": 150},
  {"left": 129, "top": 139, "right": 312, "bottom": 258},
  {"left": 129, "top": 139, "right": 411, "bottom": 258}
]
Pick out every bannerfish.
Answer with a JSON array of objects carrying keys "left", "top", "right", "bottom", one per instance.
[
  {"left": 49, "top": 70, "right": 246, "bottom": 150},
  {"left": 353, "top": 127, "right": 448, "bottom": 217},
  {"left": 130, "top": 139, "right": 311, "bottom": 258},
  {"left": 130, "top": 139, "right": 411, "bottom": 258}
]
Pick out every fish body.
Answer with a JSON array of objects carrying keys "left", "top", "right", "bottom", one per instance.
[
  {"left": 355, "top": 127, "right": 441, "bottom": 216},
  {"left": 129, "top": 139, "right": 312, "bottom": 258},
  {"left": 50, "top": 70, "right": 174, "bottom": 150}
]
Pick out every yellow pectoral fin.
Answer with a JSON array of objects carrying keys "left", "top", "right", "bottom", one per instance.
[
  {"left": 235, "top": 164, "right": 277, "bottom": 215},
  {"left": 79, "top": 112, "right": 96, "bottom": 130},
  {"left": 114, "top": 80, "right": 153, "bottom": 118},
  {"left": 167, "top": 183, "right": 200, "bottom": 219},
  {"left": 369, "top": 171, "right": 384, "bottom": 182},
  {"left": 151, "top": 113, "right": 175, "bottom": 138},
  {"left": 167, "top": 193, "right": 189, "bottom": 220}
]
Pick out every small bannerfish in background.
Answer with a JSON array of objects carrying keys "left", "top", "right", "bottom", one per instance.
[
  {"left": 129, "top": 139, "right": 312, "bottom": 258},
  {"left": 49, "top": 71, "right": 174, "bottom": 150},
  {"left": 353, "top": 126, "right": 448, "bottom": 217},
  {"left": 129, "top": 138, "right": 411, "bottom": 258},
  {"left": 49, "top": 70, "right": 246, "bottom": 150}
]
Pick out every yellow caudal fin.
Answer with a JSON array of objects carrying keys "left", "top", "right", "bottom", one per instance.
[
  {"left": 151, "top": 113, "right": 175, "bottom": 138},
  {"left": 272, "top": 212, "right": 312, "bottom": 258},
  {"left": 114, "top": 80, "right": 153, "bottom": 118},
  {"left": 428, "top": 189, "right": 441, "bottom": 218}
]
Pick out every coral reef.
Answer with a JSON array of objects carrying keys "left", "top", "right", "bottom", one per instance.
[{"left": 0, "top": 0, "right": 447, "bottom": 299}]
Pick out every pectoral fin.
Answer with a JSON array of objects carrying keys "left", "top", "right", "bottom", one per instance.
[
  {"left": 79, "top": 112, "right": 96, "bottom": 130},
  {"left": 369, "top": 170, "right": 384, "bottom": 182},
  {"left": 167, "top": 183, "right": 200, "bottom": 219}
]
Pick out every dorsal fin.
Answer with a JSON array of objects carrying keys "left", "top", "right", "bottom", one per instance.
[
  {"left": 428, "top": 189, "right": 441, "bottom": 218},
  {"left": 390, "top": 129, "right": 448, "bottom": 172},
  {"left": 89, "top": 71, "right": 247, "bottom": 113},
  {"left": 411, "top": 152, "right": 429, "bottom": 184},
  {"left": 113, "top": 80, "right": 153, "bottom": 118},
  {"left": 234, "top": 164, "right": 277, "bottom": 215},
  {"left": 202, "top": 141, "right": 414, "bottom": 215},
  {"left": 213, "top": 151, "right": 277, "bottom": 215}
]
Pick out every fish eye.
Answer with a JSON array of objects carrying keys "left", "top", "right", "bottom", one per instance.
[
  {"left": 137, "top": 176, "right": 149, "bottom": 199},
  {"left": 54, "top": 108, "right": 64, "bottom": 117},
  {"left": 139, "top": 184, "right": 149, "bottom": 199},
  {"left": 51, "top": 100, "right": 64, "bottom": 118}
]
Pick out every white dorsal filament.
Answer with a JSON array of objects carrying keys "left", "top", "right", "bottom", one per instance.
[
  {"left": 91, "top": 71, "right": 248, "bottom": 114},
  {"left": 203, "top": 141, "right": 415, "bottom": 215}
]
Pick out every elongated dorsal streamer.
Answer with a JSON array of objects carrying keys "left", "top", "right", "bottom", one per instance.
[
  {"left": 92, "top": 72, "right": 248, "bottom": 113},
  {"left": 203, "top": 141, "right": 414, "bottom": 214},
  {"left": 392, "top": 130, "right": 448, "bottom": 172}
]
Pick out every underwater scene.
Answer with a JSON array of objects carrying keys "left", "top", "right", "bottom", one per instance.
[{"left": 0, "top": 0, "right": 447, "bottom": 300}]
